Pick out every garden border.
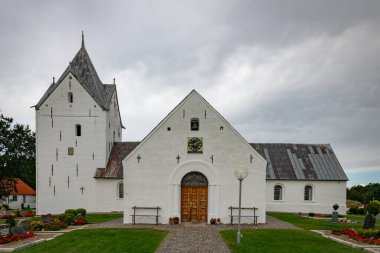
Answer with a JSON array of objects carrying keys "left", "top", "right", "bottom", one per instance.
[
  {"left": 0, "top": 233, "right": 62, "bottom": 252},
  {"left": 312, "top": 230, "right": 380, "bottom": 253}
]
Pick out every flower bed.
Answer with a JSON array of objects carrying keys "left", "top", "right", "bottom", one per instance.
[
  {"left": 0, "top": 231, "right": 35, "bottom": 245},
  {"left": 332, "top": 228, "right": 380, "bottom": 245},
  {"left": 0, "top": 214, "right": 14, "bottom": 219},
  {"left": 74, "top": 219, "right": 87, "bottom": 225}
]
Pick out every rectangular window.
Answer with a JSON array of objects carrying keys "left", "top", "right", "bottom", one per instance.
[
  {"left": 12, "top": 195, "right": 17, "bottom": 201},
  {"left": 76, "top": 125, "right": 81, "bottom": 136},
  {"left": 68, "top": 147, "right": 74, "bottom": 155},
  {"left": 23, "top": 195, "right": 26, "bottom": 203},
  {"left": 68, "top": 92, "right": 73, "bottom": 103}
]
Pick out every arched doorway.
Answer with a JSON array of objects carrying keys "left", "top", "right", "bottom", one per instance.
[{"left": 181, "top": 172, "right": 208, "bottom": 222}]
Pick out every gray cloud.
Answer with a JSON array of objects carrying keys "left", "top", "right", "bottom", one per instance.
[{"left": 0, "top": 0, "right": 379, "bottom": 175}]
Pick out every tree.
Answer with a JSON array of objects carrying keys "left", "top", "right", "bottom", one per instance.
[
  {"left": 347, "top": 183, "right": 380, "bottom": 204},
  {"left": 0, "top": 114, "right": 35, "bottom": 196}
]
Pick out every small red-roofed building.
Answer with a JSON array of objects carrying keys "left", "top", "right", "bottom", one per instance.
[{"left": 2, "top": 179, "right": 36, "bottom": 209}]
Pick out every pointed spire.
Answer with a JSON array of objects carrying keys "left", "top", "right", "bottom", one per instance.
[{"left": 81, "top": 31, "right": 85, "bottom": 49}]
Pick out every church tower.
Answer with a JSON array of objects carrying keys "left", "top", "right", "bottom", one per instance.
[{"left": 34, "top": 34, "right": 124, "bottom": 214}]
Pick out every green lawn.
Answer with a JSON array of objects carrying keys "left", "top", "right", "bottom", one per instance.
[
  {"left": 86, "top": 213, "right": 123, "bottom": 223},
  {"left": 268, "top": 212, "right": 380, "bottom": 230},
  {"left": 20, "top": 228, "right": 167, "bottom": 253},
  {"left": 221, "top": 229, "right": 363, "bottom": 253}
]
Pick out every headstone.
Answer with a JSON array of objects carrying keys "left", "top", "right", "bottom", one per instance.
[
  {"left": 18, "top": 219, "right": 31, "bottom": 230},
  {"left": 363, "top": 214, "right": 376, "bottom": 229},
  {"left": 10, "top": 225, "right": 27, "bottom": 235},
  {"left": 42, "top": 214, "right": 53, "bottom": 224},
  {"left": 0, "top": 224, "right": 10, "bottom": 237},
  {"left": 331, "top": 211, "right": 339, "bottom": 222}
]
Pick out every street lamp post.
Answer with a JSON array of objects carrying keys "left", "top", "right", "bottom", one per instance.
[{"left": 234, "top": 166, "right": 249, "bottom": 244}]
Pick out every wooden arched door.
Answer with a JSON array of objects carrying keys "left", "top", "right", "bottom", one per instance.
[{"left": 181, "top": 172, "right": 208, "bottom": 222}]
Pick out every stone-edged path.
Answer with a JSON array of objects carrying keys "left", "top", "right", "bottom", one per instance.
[{"left": 87, "top": 216, "right": 300, "bottom": 253}]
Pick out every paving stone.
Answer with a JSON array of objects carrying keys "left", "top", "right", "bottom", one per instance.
[{"left": 87, "top": 215, "right": 301, "bottom": 253}]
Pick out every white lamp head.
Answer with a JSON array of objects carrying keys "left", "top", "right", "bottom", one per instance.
[{"left": 234, "top": 166, "right": 249, "bottom": 180}]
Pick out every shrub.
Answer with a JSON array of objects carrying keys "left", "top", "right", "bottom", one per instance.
[
  {"left": 367, "top": 201, "right": 380, "bottom": 216},
  {"left": 308, "top": 212, "right": 315, "bottom": 217},
  {"left": 349, "top": 207, "right": 359, "bottom": 215},
  {"left": 358, "top": 207, "right": 365, "bottom": 215},
  {"left": 64, "top": 209, "right": 78, "bottom": 216},
  {"left": 30, "top": 221, "right": 44, "bottom": 231},
  {"left": 2, "top": 204, "right": 9, "bottom": 211},
  {"left": 15, "top": 209, "right": 22, "bottom": 217},
  {"left": 76, "top": 208, "right": 86, "bottom": 217},
  {"left": 6, "top": 217, "right": 16, "bottom": 228},
  {"left": 58, "top": 213, "right": 75, "bottom": 226},
  {"left": 44, "top": 223, "right": 61, "bottom": 231},
  {"left": 44, "top": 219, "right": 66, "bottom": 231}
]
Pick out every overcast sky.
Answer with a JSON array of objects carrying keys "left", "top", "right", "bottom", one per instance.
[{"left": 0, "top": 1, "right": 379, "bottom": 186}]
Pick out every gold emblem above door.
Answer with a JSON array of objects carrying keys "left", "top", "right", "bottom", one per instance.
[{"left": 187, "top": 137, "right": 203, "bottom": 153}]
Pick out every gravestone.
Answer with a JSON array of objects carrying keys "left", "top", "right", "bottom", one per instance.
[
  {"left": 10, "top": 225, "right": 27, "bottom": 235},
  {"left": 18, "top": 219, "right": 31, "bottom": 230},
  {"left": 331, "top": 212, "right": 339, "bottom": 222},
  {"left": 0, "top": 224, "right": 10, "bottom": 237},
  {"left": 363, "top": 214, "right": 376, "bottom": 229},
  {"left": 42, "top": 214, "right": 53, "bottom": 224}
]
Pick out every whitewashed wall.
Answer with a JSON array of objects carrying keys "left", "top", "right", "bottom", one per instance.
[
  {"left": 94, "top": 179, "right": 124, "bottom": 212},
  {"left": 36, "top": 74, "right": 109, "bottom": 214},
  {"left": 8, "top": 195, "right": 36, "bottom": 209},
  {"left": 123, "top": 91, "right": 267, "bottom": 224},
  {"left": 266, "top": 180, "right": 347, "bottom": 215}
]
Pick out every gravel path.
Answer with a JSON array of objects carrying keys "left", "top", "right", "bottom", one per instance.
[{"left": 87, "top": 215, "right": 301, "bottom": 253}]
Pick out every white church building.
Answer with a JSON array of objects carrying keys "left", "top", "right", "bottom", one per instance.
[{"left": 34, "top": 36, "right": 348, "bottom": 224}]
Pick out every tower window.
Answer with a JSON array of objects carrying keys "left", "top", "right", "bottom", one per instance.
[
  {"left": 118, "top": 182, "right": 124, "bottom": 199},
  {"left": 68, "top": 92, "right": 73, "bottom": 103},
  {"left": 191, "top": 118, "right": 199, "bottom": 131},
  {"left": 76, "top": 124, "right": 81, "bottom": 136}
]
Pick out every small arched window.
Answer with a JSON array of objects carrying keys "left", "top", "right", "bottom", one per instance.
[
  {"left": 75, "top": 124, "right": 81, "bottom": 137},
  {"left": 274, "top": 185, "right": 283, "bottom": 200},
  {"left": 304, "top": 185, "right": 313, "bottom": 201},
  {"left": 118, "top": 182, "right": 124, "bottom": 199},
  {"left": 68, "top": 92, "right": 73, "bottom": 103},
  {"left": 191, "top": 118, "right": 199, "bottom": 131}
]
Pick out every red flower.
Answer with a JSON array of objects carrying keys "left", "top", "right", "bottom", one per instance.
[
  {"left": 74, "top": 219, "right": 87, "bottom": 225},
  {"left": 0, "top": 231, "right": 35, "bottom": 245},
  {"left": 24, "top": 212, "right": 35, "bottom": 217}
]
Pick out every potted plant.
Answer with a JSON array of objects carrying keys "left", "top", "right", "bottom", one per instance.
[
  {"left": 210, "top": 218, "right": 216, "bottom": 225},
  {"left": 168, "top": 217, "right": 174, "bottom": 225},
  {"left": 173, "top": 217, "right": 179, "bottom": 224},
  {"left": 216, "top": 218, "right": 221, "bottom": 225}
]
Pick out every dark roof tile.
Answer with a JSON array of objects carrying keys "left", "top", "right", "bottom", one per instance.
[
  {"left": 94, "top": 142, "right": 140, "bottom": 179},
  {"left": 250, "top": 143, "right": 348, "bottom": 181}
]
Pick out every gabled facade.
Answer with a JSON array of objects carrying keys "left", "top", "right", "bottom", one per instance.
[
  {"left": 122, "top": 90, "right": 268, "bottom": 224},
  {"left": 35, "top": 35, "right": 123, "bottom": 214},
  {"left": 34, "top": 36, "right": 348, "bottom": 219}
]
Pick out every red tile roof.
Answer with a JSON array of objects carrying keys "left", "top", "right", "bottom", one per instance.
[
  {"left": 94, "top": 142, "right": 140, "bottom": 179},
  {"left": 9, "top": 178, "right": 36, "bottom": 195}
]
